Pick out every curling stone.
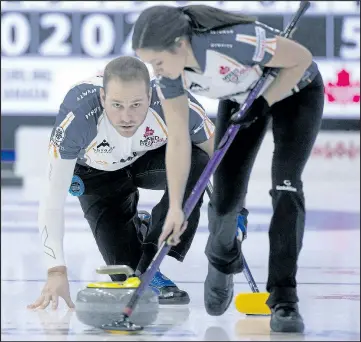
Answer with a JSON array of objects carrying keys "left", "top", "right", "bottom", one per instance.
[{"left": 75, "top": 265, "right": 159, "bottom": 328}]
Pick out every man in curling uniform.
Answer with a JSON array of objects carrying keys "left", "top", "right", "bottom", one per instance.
[{"left": 28, "top": 56, "right": 217, "bottom": 309}]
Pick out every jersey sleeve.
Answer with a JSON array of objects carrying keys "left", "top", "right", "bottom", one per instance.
[
  {"left": 155, "top": 75, "right": 186, "bottom": 100},
  {"left": 49, "top": 89, "right": 98, "bottom": 160},
  {"left": 233, "top": 21, "right": 279, "bottom": 66},
  {"left": 187, "top": 92, "right": 215, "bottom": 144},
  {"left": 38, "top": 155, "right": 77, "bottom": 269}
]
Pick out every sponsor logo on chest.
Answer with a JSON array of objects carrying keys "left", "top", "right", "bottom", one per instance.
[
  {"left": 219, "top": 65, "right": 249, "bottom": 84},
  {"left": 93, "top": 139, "right": 115, "bottom": 153},
  {"left": 112, "top": 152, "right": 138, "bottom": 164},
  {"left": 139, "top": 126, "right": 166, "bottom": 147}
]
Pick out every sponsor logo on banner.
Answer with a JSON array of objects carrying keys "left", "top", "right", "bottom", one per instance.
[
  {"left": 324, "top": 69, "right": 360, "bottom": 104},
  {"left": 249, "top": 131, "right": 360, "bottom": 183},
  {"left": 1, "top": 69, "right": 52, "bottom": 102},
  {"left": 318, "top": 62, "right": 360, "bottom": 119},
  {"left": 312, "top": 140, "right": 360, "bottom": 159},
  {"left": 1, "top": 59, "right": 109, "bottom": 115},
  {"left": 306, "top": 132, "right": 360, "bottom": 181}
]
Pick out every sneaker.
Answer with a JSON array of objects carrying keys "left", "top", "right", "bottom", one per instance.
[
  {"left": 270, "top": 303, "right": 305, "bottom": 333},
  {"left": 138, "top": 211, "right": 190, "bottom": 305},
  {"left": 149, "top": 270, "right": 190, "bottom": 305}
]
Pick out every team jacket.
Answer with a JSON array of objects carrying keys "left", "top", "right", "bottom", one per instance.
[{"left": 156, "top": 22, "right": 319, "bottom": 103}]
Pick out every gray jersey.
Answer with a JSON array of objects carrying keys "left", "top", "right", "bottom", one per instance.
[
  {"left": 48, "top": 76, "right": 214, "bottom": 171},
  {"left": 156, "top": 22, "right": 319, "bottom": 103}
]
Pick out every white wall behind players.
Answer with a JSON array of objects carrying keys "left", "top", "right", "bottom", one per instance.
[{"left": 14, "top": 126, "right": 360, "bottom": 213}]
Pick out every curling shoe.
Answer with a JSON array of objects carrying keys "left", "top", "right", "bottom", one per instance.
[
  {"left": 270, "top": 303, "right": 305, "bottom": 333},
  {"left": 149, "top": 270, "right": 190, "bottom": 305}
]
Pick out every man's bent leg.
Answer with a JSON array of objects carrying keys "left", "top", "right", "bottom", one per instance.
[
  {"left": 74, "top": 164, "right": 142, "bottom": 281},
  {"left": 131, "top": 145, "right": 209, "bottom": 303}
]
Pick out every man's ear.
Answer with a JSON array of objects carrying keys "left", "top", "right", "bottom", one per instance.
[{"left": 100, "top": 87, "right": 106, "bottom": 107}]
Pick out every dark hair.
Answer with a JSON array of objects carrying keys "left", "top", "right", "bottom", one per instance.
[
  {"left": 103, "top": 56, "right": 150, "bottom": 93},
  {"left": 132, "top": 5, "right": 256, "bottom": 51}
]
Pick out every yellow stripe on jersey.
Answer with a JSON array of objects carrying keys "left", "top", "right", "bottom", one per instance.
[
  {"left": 86, "top": 141, "right": 97, "bottom": 153},
  {"left": 53, "top": 144, "right": 58, "bottom": 159},
  {"left": 60, "top": 112, "right": 75, "bottom": 130},
  {"left": 49, "top": 111, "right": 76, "bottom": 159},
  {"left": 149, "top": 108, "right": 168, "bottom": 137}
]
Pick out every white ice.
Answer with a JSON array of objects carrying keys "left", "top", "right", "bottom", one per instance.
[{"left": 1, "top": 181, "right": 360, "bottom": 341}]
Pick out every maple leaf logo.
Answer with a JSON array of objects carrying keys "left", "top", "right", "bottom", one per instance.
[
  {"left": 144, "top": 126, "right": 154, "bottom": 138},
  {"left": 312, "top": 141, "right": 360, "bottom": 159},
  {"left": 219, "top": 66, "right": 230, "bottom": 75},
  {"left": 324, "top": 69, "right": 360, "bottom": 104}
]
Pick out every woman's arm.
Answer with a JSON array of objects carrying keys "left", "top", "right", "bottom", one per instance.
[
  {"left": 162, "top": 94, "right": 192, "bottom": 209},
  {"left": 262, "top": 36, "right": 313, "bottom": 106}
]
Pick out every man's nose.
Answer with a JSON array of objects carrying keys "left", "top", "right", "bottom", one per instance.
[{"left": 117, "top": 110, "right": 133, "bottom": 124}]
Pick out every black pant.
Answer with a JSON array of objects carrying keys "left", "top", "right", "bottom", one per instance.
[
  {"left": 74, "top": 145, "right": 209, "bottom": 280},
  {"left": 207, "top": 72, "right": 324, "bottom": 307}
]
